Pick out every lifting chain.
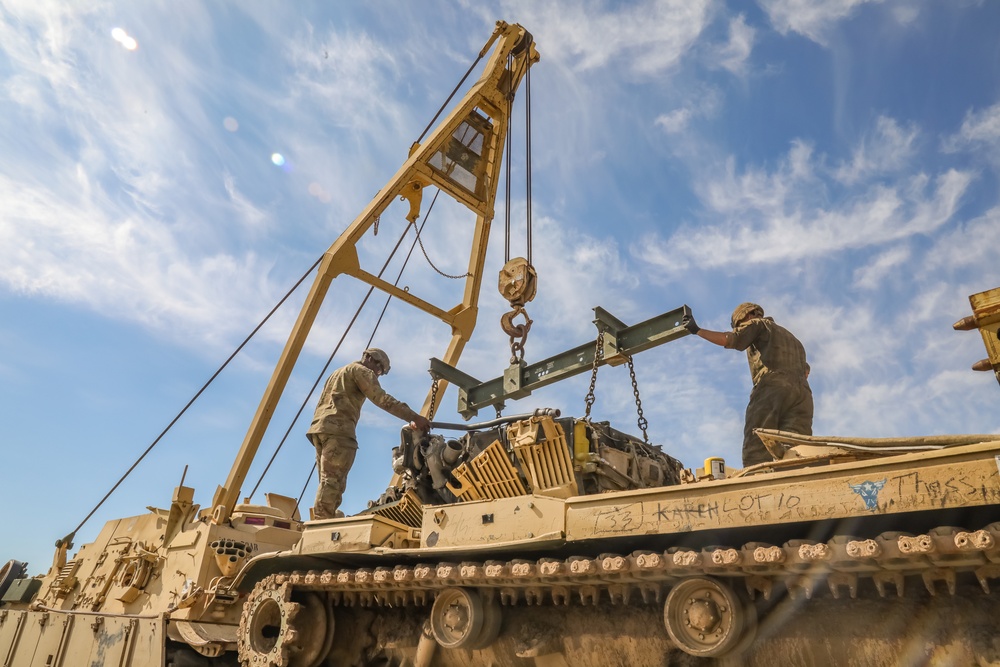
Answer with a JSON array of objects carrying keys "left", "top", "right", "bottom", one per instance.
[
  {"left": 427, "top": 376, "right": 441, "bottom": 420},
  {"left": 583, "top": 328, "right": 605, "bottom": 421},
  {"left": 626, "top": 355, "right": 650, "bottom": 443},
  {"left": 414, "top": 221, "right": 471, "bottom": 280},
  {"left": 501, "top": 306, "right": 533, "bottom": 364}
]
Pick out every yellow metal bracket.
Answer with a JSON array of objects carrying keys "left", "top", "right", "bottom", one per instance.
[{"left": 955, "top": 286, "right": 1000, "bottom": 387}]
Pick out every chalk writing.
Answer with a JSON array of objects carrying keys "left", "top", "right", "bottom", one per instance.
[
  {"left": 650, "top": 492, "right": 803, "bottom": 527},
  {"left": 593, "top": 505, "right": 640, "bottom": 534},
  {"left": 889, "top": 470, "right": 1000, "bottom": 507}
]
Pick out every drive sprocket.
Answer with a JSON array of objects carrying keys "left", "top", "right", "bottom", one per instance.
[{"left": 238, "top": 577, "right": 332, "bottom": 667}]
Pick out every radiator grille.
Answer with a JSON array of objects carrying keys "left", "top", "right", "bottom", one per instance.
[
  {"left": 513, "top": 420, "right": 579, "bottom": 498},
  {"left": 448, "top": 440, "right": 526, "bottom": 501},
  {"left": 366, "top": 489, "right": 423, "bottom": 527}
]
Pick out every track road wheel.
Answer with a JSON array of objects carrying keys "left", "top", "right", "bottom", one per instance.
[
  {"left": 238, "top": 580, "right": 332, "bottom": 667},
  {"left": 731, "top": 594, "right": 759, "bottom": 656},
  {"left": 663, "top": 576, "right": 746, "bottom": 658},
  {"left": 430, "top": 587, "right": 487, "bottom": 650},
  {"left": 470, "top": 595, "right": 502, "bottom": 649}
]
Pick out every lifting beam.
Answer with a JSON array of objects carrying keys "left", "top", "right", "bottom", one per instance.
[{"left": 430, "top": 305, "right": 692, "bottom": 420}]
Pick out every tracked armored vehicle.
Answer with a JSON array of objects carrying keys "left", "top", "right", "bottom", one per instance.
[{"left": 3, "top": 20, "right": 1000, "bottom": 667}]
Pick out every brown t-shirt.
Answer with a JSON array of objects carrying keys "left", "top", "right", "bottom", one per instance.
[{"left": 726, "top": 317, "right": 810, "bottom": 385}]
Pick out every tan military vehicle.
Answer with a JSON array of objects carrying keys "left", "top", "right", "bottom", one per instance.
[{"left": 3, "top": 21, "right": 1000, "bottom": 667}]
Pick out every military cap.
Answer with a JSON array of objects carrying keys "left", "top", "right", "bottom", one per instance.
[
  {"left": 363, "top": 348, "right": 391, "bottom": 375},
  {"left": 731, "top": 302, "right": 764, "bottom": 328}
]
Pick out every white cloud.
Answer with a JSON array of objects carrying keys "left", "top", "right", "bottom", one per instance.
[
  {"left": 0, "top": 168, "right": 278, "bottom": 346},
  {"left": 834, "top": 115, "right": 919, "bottom": 185},
  {"left": 786, "top": 301, "right": 895, "bottom": 380},
  {"left": 890, "top": 4, "right": 920, "bottom": 25},
  {"left": 633, "top": 122, "right": 972, "bottom": 274},
  {"left": 0, "top": 4, "right": 302, "bottom": 352},
  {"left": 852, "top": 245, "right": 911, "bottom": 290},
  {"left": 757, "top": 0, "right": 884, "bottom": 45},
  {"left": 942, "top": 101, "right": 1000, "bottom": 152},
  {"left": 701, "top": 139, "right": 816, "bottom": 215},
  {"left": 655, "top": 86, "right": 722, "bottom": 134},
  {"left": 715, "top": 14, "right": 755, "bottom": 75},
  {"left": 223, "top": 173, "right": 270, "bottom": 233},
  {"left": 285, "top": 26, "right": 403, "bottom": 133},
  {"left": 0, "top": 3, "right": 449, "bottom": 361},
  {"left": 816, "top": 347, "right": 998, "bottom": 437},
  {"left": 925, "top": 206, "right": 1000, "bottom": 275},
  {"left": 500, "top": 0, "right": 714, "bottom": 75},
  {"left": 655, "top": 107, "right": 695, "bottom": 134}
]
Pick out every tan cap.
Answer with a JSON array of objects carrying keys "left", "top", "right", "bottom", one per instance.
[
  {"left": 731, "top": 302, "right": 763, "bottom": 328},
  {"left": 363, "top": 348, "right": 391, "bottom": 374}
]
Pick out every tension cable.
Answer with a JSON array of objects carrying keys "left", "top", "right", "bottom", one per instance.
[
  {"left": 251, "top": 192, "right": 443, "bottom": 504},
  {"left": 61, "top": 256, "right": 322, "bottom": 548}
]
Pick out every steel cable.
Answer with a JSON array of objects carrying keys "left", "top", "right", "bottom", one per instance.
[
  {"left": 251, "top": 193, "right": 441, "bottom": 503},
  {"left": 61, "top": 256, "right": 322, "bottom": 547}
]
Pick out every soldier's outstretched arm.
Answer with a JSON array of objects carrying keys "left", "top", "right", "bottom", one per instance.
[
  {"left": 683, "top": 312, "right": 732, "bottom": 348},
  {"left": 356, "top": 368, "right": 430, "bottom": 430},
  {"left": 696, "top": 328, "right": 732, "bottom": 348}
]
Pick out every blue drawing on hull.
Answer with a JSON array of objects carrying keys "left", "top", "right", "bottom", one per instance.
[{"left": 849, "top": 479, "right": 887, "bottom": 511}]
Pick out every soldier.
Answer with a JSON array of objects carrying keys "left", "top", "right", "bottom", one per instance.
[
  {"left": 681, "top": 303, "right": 813, "bottom": 467},
  {"left": 307, "top": 348, "right": 431, "bottom": 519}
]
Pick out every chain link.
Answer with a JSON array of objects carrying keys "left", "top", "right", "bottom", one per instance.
[
  {"left": 509, "top": 338, "right": 525, "bottom": 364},
  {"left": 413, "top": 221, "right": 471, "bottom": 280},
  {"left": 428, "top": 377, "right": 440, "bottom": 420},
  {"left": 583, "top": 329, "right": 605, "bottom": 421},
  {"left": 626, "top": 355, "right": 649, "bottom": 443},
  {"left": 501, "top": 306, "right": 533, "bottom": 364}
]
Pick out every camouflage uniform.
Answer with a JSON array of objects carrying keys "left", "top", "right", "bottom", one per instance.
[
  {"left": 307, "top": 361, "right": 421, "bottom": 519},
  {"left": 726, "top": 315, "right": 813, "bottom": 466}
]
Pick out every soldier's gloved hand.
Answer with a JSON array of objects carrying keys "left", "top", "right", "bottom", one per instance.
[
  {"left": 681, "top": 313, "right": 700, "bottom": 335},
  {"left": 411, "top": 415, "right": 432, "bottom": 432}
]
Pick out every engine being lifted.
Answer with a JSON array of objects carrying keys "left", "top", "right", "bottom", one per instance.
[{"left": 371, "top": 410, "right": 685, "bottom": 512}]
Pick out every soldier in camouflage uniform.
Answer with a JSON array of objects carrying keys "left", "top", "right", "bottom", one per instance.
[
  {"left": 307, "top": 348, "right": 431, "bottom": 519},
  {"left": 682, "top": 303, "right": 813, "bottom": 467}
]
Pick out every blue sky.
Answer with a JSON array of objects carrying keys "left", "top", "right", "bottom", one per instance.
[{"left": 2, "top": 0, "right": 999, "bottom": 573}]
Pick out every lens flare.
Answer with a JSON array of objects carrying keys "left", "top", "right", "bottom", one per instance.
[
  {"left": 111, "top": 27, "right": 139, "bottom": 50},
  {"left": 223, "top": 117, "right": 239, "bottom": 132},
  {"left": 308, "top": 182, "right": 332, "bottom": 203},
  {"left": 271, "top": 153, "right": 285, "bottom": 166}
]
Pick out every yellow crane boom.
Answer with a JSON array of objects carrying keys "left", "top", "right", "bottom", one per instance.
[{"left": 210, "top": 21, "right": 539, "bottom": 522}]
